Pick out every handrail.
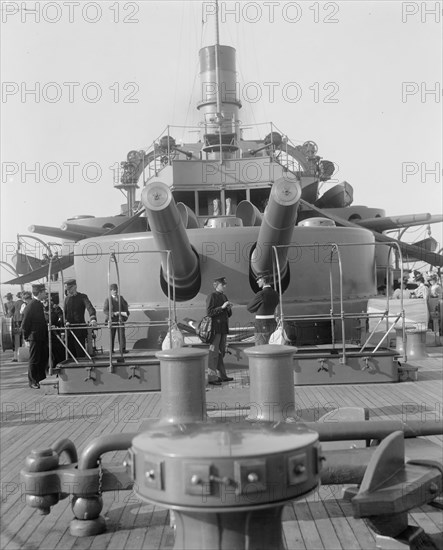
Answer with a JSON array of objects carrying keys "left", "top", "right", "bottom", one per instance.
[
  {"left": 46, "top": 248, "right": 178, "bottom": 367},
  {"left": 107, "top": 252, "right": 122, "bottom": 370},
  {"left": 137, "top": 121, "right": 309, "bottom": 174},
  {"left": 331, "top": 243, "right": 346, "bottom": 362},
  {"left": 271, "top": 240, "right": 407, "bottom": 361},
  {"left": 47, "top": 255, "right": 74, "bottom": 374}
]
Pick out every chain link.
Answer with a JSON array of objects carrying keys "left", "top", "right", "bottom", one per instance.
[{"left": 97, "top": 457, "right": 103, "bottom": 495}]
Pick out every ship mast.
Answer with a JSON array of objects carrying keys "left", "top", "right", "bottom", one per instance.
[
  {"left": 214, "top": 0, "right": 223, "bottom": 125},
  {"left": 197, "top": 0, "right": 242, "bottom": 164}
]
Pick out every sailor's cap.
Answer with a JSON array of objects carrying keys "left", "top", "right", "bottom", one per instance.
[
  {"left": 213, "top": 276, "right": 227, "bottom": 285},
  {"left": 65, "top": 279, "right": 77, "bottom": 287}
]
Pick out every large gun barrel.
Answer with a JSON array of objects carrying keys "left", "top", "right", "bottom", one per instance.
[
  {"left": 356, "top": 213, "right": 443, "bottom": 232},
  {"left": 251, "top": 176, "right": 302, "bottom": 277},
  {"left": 141, "top": 181, "right": 200, "bottom": 300},
  {"left": 302, "top": 200, "right": 443, "bottom": 267},
  {"left": 29, "top": 225, "right": 87, "bottom": 241},
  {"left": 60, "top": 222, "right": 108, "bottom": 237}
]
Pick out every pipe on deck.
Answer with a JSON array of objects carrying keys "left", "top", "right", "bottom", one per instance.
[
  {"left": 78, "top": 433, "right": 137, "bottom": 470},
  {"left": 304, "top": 419, "right": 443, "bottom": 441}
]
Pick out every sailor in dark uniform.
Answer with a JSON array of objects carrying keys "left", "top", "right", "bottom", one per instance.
[
  {"left": 206, "top": 276, "right": 234, "bottom": 384},
  {"left": 3, "top": 292, "right": 15, "bottom": 318},
  {"left": 64, "top": 279, "right": 97, "bottom": 358},
  {"left": 247, "top": 272, "right": 280, "bottom": 345},
  {"left": 103, "top": 283, "right": 130, "bottom": 353},
  {"left": 44, "top": 292, "right": 66, "bottom": 367},
  {"left": 21, "top": 284, "right": 48, "bottom": 388}
]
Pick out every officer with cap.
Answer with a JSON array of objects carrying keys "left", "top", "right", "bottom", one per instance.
[
  {"left": 247, "top": 271, "right": 280, "bottom": 345},
  {"left": 64, "top": 279, "right": 97, "bottom": 358},
  {"left": 206, "top": 276, "right": 234, "bottom": 384},
  {"left": 21, "top": 283, "right": 48, "bottom": 388},
  {"left": 3, "top": 292, "right": 15, "bottom": 318},
  {"left": 103, "top": 283, "right": 130, "bottom": 354}
]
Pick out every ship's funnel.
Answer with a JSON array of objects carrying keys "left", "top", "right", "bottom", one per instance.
[
  {"left": 198, "top": 45, "right": 241, "bottom": 154},
  {"left": 236, "top": 200, "right": 263, "bottom": 227},
  {"left": 251, "top": 177, "right": 302, "bottom": 279},
  {"left": 141, "top": 182, "right": 200, "bottom": 301}
]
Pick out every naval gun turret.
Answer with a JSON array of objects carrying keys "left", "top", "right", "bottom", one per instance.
[
  {"left": 141, "top": 181, "right": 200, "bottom": 301},
  {"left": 251, "top": 176, "right": 302, "bottom": 284}
]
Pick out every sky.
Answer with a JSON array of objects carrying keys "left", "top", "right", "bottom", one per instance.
[{"left": 1, "top": 0, "right": 442, "bottom": 294}]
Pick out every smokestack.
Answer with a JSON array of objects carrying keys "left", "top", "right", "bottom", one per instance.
[{"left": 197, "top": 45, "right": 242, "bottom": 156}]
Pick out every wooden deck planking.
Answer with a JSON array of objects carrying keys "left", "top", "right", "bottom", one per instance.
[
  {"left": 1, "top": 347, "right": 442, "bottom": 550},
  {"left": 305, "top": 499, "right": 343, "bottom": 549},
  {"left": 123, "top": 503, "right": 160, "bottom": 550},
  {"left": 282, "top": 521, "right": 306, "bottom": 550},
  {"left": 3, "top": 396, "right": 126, "bottom": 550},
  {"left": 329, "top": 499, "right": 376, "bottom": 550},
  {"left": 2, "top": 393, "right": 104, "bottom": 470},
  {"left": 1, "top": 393, "right": 121, "bottom": 522},
  {"left": 2, "top": 397, "right": 156, "bottom": 547},
  {"left": 20, "top": 499, "right": 72, "bottom": 550},
  {"left": 291, "top": 498, "right": 326, "bottom": 549},
  {"left": 410, "top": 507, "right": 443, "bottom": 534},
  {"left": 282, "top": 504, "right": 306, "bottom": 550},
  {"left": 320, "top": 499, "right": 364, "bottom": 550}
]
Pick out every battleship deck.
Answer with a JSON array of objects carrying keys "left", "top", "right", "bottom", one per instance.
[{"left": 1, "top": 346, "right": 442, "bottom": 550}]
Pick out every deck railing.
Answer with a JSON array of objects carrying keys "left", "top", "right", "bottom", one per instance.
[
  {"left": 272, "top": 240, "right": 408, "bottom": 363},
  {"left": 46, "top": 249, "right": 176, "bottom": 374},
  {"left": 132, "top": 121, "right": 305, "bottom": 179}
]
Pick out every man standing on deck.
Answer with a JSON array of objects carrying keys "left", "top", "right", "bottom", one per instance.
[
  {"left": 206, "top": 276, "right": 234, "bottom": 385},
  {"left": 12, "top": 292, "right": 25, "bottom": 362},
  {"left": 103, "top": 283, "right": 130, "bottom": 354},
  {"left": 247, "top": 272, "right": 280, "bottom": 345},
  {"left": 64, "top": 279, "right": 97, "bottom": 358},
  {"left": 21, "top": 284, "right": 48, "bottom": 389}
]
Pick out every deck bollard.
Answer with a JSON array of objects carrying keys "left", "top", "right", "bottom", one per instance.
[
  {"left": 155, "top": 348, "right": 209, "bottom": 531},
  {"left": 395, "top": 326, "right": 410, "bottom": 355},
  {"left": 405, "top": 327, "right": 428, "bottom": 360},
  {"left": 245, "top": 345, "right": 296, "bottom": 422},
  {"left": 395, "top": 325, "right": 428, "bottom": 360},
  {"left": 156, "top": 348, "right": 208, "bottom": 424},
  {"left": 131, "top": 420, "right": 321, "bottom": 550}
]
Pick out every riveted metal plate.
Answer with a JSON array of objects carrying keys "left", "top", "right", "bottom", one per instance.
[
  {"left": 288, "top": 452, "right": 308, "bottom": 486},
  {"left": 234, "top": 459, "right": 267, "bottom": 495},
  {"left": 144, "top": 459, "right": 163, "bottom": 490},
  {"left": 183, "top": 463, "right": 212, "bottom": 496}
]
